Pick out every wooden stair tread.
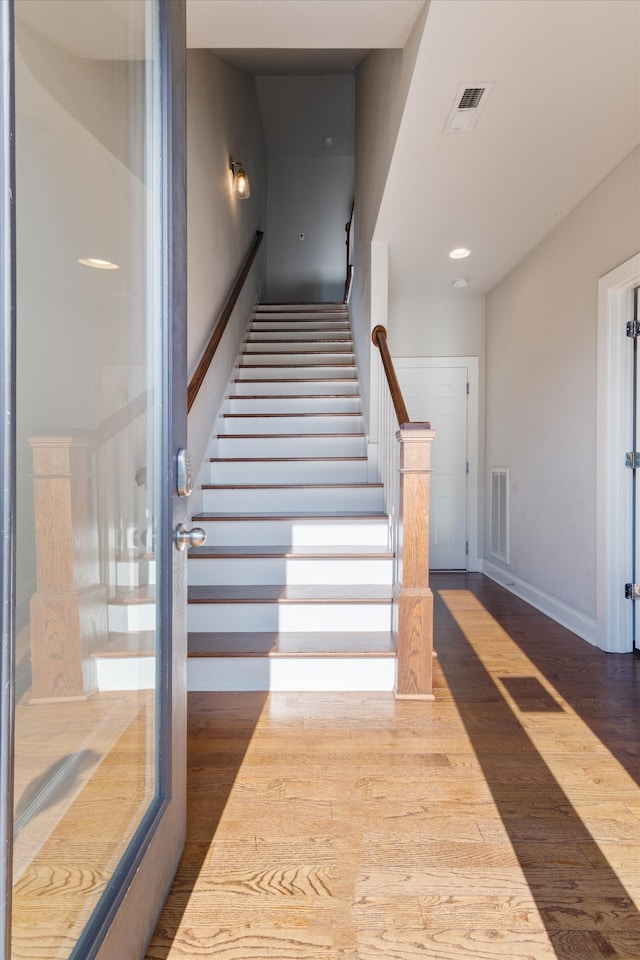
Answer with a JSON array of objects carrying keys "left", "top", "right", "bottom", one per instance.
[
  {"left": 245, "top": 337, "right": 353, "bottom": 342},
  {"left": 110, "top": 586, "right": 155, "bottom": 606},
  {"left": 188, "top": 584, "right": 393, "bottom": 603},
  {"left": 188, "top": 545, "right": 393, "bottom": 558},
  {"left": 188, "top": 631, "right": 394, "bottom": 658},
  {"left": 194, "top": 511, "right": 387, "bottom": 520},
  {"left": 238, "top": 363, "right": 356, "bottom": 369},
  {"left": 201, "top": 482, "right": 382, "bottom": 490},
  {"left": 233, "top": 378, "right": 358, "bottom": 383},
  {"left": 210, "top": 456, "right": 367, "bottom": 463},
  {"left": 227, "top": 394, "right": 361, "bottom": 400},
  {"left": 93, "top": 632, "right": 156, "bottom": 658},
  {"left": 223, "top": 412, "right": 361, "bottom": 418},
  {"left": 243, "top": 347, "right": 354, "bottom": 354},
  {"left": 217, "top": 432, "right": 365, "bottom": 439}
]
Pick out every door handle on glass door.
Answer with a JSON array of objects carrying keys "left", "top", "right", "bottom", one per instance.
[{"left": 174, "top": 524, "right": 206, "bottom": 551}]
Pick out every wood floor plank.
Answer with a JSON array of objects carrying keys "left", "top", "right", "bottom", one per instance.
[{"left": 147, "top": 573, "right": 640, "bottom": 960}]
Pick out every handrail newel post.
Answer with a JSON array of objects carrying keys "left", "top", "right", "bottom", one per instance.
[
  {"left": 372, "top": 323, "right": 436, "bottom": 700},
  {"left": 394, "top": 424, "right": 436, "bottom": 700},
  {"left": 28, "top": 434, "right": 107, "bottom": 702}
]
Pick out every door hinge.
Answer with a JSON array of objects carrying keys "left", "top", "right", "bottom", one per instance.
[
  {"left": 465, "top": 539, "right": 469, "bottom": 555},
  {"left": 625, "top": 583, "right": 640, "bottom": 600},
  {"left": 626, "top": 452, "right": 640, "bottom": 469},
  {"left": 466, "top": 382, "right": 470, "bottom": 394},
  {"left": 466, "top": 461, "right": 470, "bottom": 474},
  {"left": 627, "top": 320, "right": 640, "bottom": 338}
]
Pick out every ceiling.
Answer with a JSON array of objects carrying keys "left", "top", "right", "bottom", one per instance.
[
  {"left": 195, "top": 0, "right": 640, "bottom": 299},
  {"left": 186, "top": 1, "right": 426, "bottom": 53},
  {"left": 376, "top": 0, "right": 640, "bottom": 298}
]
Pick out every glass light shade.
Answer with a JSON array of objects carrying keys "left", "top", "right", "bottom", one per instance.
[{"left": 232, "top": 168, "right": 250, "bottom": 199}]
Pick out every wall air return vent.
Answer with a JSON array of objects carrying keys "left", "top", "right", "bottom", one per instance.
[
  {"left": 490, "top": 467, "right": 510, "bottom": 563},
  {"left": 443, "top": 82, "right": 494, "bottom": 133}
]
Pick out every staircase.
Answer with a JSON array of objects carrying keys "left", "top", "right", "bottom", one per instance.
[{"left": 187, "top": 303, "right": 397, "bottom": 692}]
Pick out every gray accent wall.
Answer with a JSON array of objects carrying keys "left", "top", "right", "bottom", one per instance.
[{"left": 256, "top": 74, "right": 355, "bottom": 304}]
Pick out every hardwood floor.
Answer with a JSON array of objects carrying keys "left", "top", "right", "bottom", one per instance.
[
  {"left": 12, "top": 689, "right": 154, "bottom": 958},
  {"left": 147, "top": 573, "right": 640, "bottom": 960}
]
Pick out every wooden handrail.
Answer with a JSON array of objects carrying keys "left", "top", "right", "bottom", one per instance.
[
  {"left": 371, "top": 324, "right": 429, "bottom": 428},
  {"left": 187, "top": 230, "right": 264, "bottom": 413},
  {"left": 343, "top": 201, "right": 354, "bottom": 303}
]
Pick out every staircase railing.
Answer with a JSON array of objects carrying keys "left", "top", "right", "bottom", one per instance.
[
  {"left": 343, "top": 201, "right": 354, "bottom": 304},
  {"left": 372, "top": 324, "right": 436, "bottom": 700},
  {"left": 188, "top": 230, "right": 264, "bottom": 413}
]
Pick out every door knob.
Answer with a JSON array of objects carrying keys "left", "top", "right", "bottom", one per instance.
[{"left": 174, "top": 524, "right": 206, "bottom": 551}]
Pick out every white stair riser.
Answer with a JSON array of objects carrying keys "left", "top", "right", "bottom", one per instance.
[
  {"left": 187, "top": 657, "right": 395, "bottom": 692},
  {"left": 245, "top": 337, "right": 352, "bottom": 348},
  {"left": 209, "top": 459, "right": 368, "bottom": 483},
  {"left": 232, "top": 380, "right": 359, "bottom": 396},
  {"left": 188, "top": 556, "right": 394, "bottom": 586},
  {"left": 250, "top": 324, "right": 350, "bottom": 335},
  {"left": 247, "top": 331, "right": 352, "bottom": 342},
  {"left": 116, "top": 558, "right": 156, "bottom": 588},
  {"left": 253, "top": 315, "right": 348, "bottom": 322},
  {"left": 236, "top": 357, "right": 356, "bottom": 380},
  {"left": 195, "top": 518, "right": 389, "bottom": 547},
  {"left": 227, "top": 396, "right": 361, "bottom": 414},
  {"left": 96, "top": 657, "right": 156, "bottom": 692},
  {"left": 221, "top": 415, "right": 363, "bottom": 435},
  {"left": 201, "top": 485, "right": 383, "bottom": 513},
  {"left": 188, "top": 602, "right": 392, "bottom": 633},
  {"left": 216, "top": 435, "right": 366, "bottom": 457},
  {"left": 116, "top": 560, "right": 140, "bottom": 589},
  {"left": 239, "top": 353, "right": 355, "bottom": 366},
  {"left": 108, "top": 603, "right": 155, "bottom": 633}
]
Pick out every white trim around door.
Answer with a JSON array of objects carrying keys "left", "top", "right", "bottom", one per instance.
[{"left": 596, "top": 252, "right": 640, "bottom": 653}]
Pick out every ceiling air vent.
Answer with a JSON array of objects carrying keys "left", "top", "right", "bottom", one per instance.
[{"left": 443, "top": 82, "right": 494, "bottom": 134}]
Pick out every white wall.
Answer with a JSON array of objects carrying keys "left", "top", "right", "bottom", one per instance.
[
  {"left": 255, "top": 74, "right": 354, "bottom": 303},
  {"left": 352, "top": 1, "right": 430, "bottom": 418},
  {"left": 485, "top": 145, "right": 640, "bottom": 629},
  {"left": 187, "top": 50, "right": 267, "bottom": 486},
  {"left": 388, "top": 294, "right": 485, "bottom": 357},
  {"left": 388, "top": 294, "right": 486, "bottom": 561}
]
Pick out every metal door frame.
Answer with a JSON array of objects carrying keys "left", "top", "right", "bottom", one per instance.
[
  {"left": 0, "top": 0, "right": 16, "bottom": 954},
  {"left": 0, "top": 2, "right": 188, "bottom": 957}
]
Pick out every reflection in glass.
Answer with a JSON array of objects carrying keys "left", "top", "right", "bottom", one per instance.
[{"left": 12, "top": 1, "right": 161, "bottom": 955}]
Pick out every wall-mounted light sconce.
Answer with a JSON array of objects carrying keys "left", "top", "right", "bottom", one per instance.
[{"left": 230, "top": 158, "right": 250, "bottom": 199}]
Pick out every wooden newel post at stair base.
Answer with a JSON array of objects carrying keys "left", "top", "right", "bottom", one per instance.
[
  {"left": 28, "top": 435, "right": 107, "bottom": 702},
  {"left": 394, "top": 424, "right": 436, "bottom": 700}
]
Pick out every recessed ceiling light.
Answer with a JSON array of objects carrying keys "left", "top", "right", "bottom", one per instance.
[
  {"left": 78, "top": 258, "right": 119, "bottom": 270},
  {"left": 452, "top": 277, "right": 468, "bottom": 288},
  {"left": 448, "top": 247, "right": 471, "bottom": 260}
]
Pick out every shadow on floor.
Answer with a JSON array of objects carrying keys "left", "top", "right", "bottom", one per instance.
[
  {"left": 146, "top": 690, "right": 268, "bottom": 959},
  {"left": 432, "top": 573, "right": 640, "bottom": 960}
]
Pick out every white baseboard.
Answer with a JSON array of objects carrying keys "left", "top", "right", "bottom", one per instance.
[
  {"left": 187, "top": 656, "right": 396, "bottom": 692},
  {"left": 481, "top": 560, "right": 597, "bottom": 647}
]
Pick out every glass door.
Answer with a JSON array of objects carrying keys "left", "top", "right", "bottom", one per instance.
[{"left": 1, "top": 1, "right": 188, "bottom": 956}]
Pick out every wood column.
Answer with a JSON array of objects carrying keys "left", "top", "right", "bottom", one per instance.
[
  {"left": 394, "top": 424, "right": 436, "bottom": 700},
  {"left": 28, "top": 435, "right": 107, "bottom": 702}
]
